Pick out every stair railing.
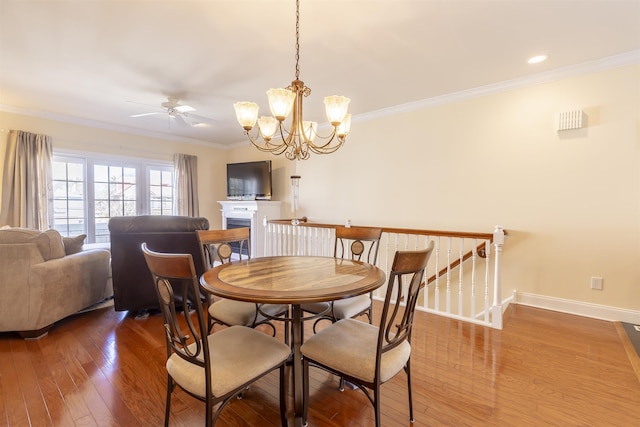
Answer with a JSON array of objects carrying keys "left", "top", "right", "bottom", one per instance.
[{"left": 263, "top": 219, "right": 507, "bottom": 329}]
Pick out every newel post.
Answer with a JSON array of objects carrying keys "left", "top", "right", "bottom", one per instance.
[{"left": 491, "top": 225, "right": 505, "bottom": 329}]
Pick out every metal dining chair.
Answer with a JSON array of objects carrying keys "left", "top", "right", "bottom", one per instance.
[
  {"left": 301, "top": 243, "right": 435, "bottom": 427},
  {"left": 141, "top": 243, "right": 290, "bottom": 427},
  {"left": 196, "top": 228, "right": 289, "bottom": 336},
  {"left": 301, "top": 226, "right": 383, "bottom": 332}
]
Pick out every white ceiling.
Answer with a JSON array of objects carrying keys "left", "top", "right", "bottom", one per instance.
[{"left": 1, "top": 0, "right": 639, "bottom": 148}]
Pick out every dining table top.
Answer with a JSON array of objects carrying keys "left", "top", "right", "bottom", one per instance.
[{"left": 200, "top": 255, "right": 386, "bottom": 305}]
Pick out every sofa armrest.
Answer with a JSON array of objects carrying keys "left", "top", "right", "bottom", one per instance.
[
  {"left": 27, "top": 249, "right": 111, "bottom": 331},
  {"left": 0, "top": 243, "right": 45, "bottom": 331}
]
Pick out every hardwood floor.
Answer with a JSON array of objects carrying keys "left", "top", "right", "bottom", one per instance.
[{"left": 1, "top": 302, "right": 638, "bottom": 426}]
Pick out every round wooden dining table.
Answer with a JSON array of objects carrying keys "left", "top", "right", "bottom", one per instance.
[{"left": 200, "top": 255, "right": 386, "bottom": 427}]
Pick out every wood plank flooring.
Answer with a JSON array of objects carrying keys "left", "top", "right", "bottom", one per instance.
[{"left": 0, "top": 302, "right": 638, "bottom": 426}]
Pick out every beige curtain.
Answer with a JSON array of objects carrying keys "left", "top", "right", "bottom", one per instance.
[
  {"left": 0, "top": 130, "right": 54, "bottom": 229},
  {"left": 173, "top": 153, "right": 199, "bottom": 217}
]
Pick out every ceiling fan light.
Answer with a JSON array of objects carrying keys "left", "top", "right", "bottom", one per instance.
[
  {"left": 336, "top": 113, "right": 351, "bottom": 137},
  {"left": 267, "top": 88, "right": 295, "bottom": 120},
  {"left": 175, "top": 105, "right": 195, "bottom": 113},
  {"left": 258, "top": 116, "right": 279, "bottom": 140},
  {"left": 324, "top": 95, "right": 350, "bottom": 126},
  {"left": 234, "top": 102, "right": 259, "bottom": 130}
]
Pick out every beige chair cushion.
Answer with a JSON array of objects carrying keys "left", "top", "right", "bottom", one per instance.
[
  {"left": 300, "top": 301, "right": 330, "bottom": 315},
  {"left": 209, "top": 299, "right": 287, "bottom": 326},
  {"left": 332, "top": 294, "right": 371, "bottom": 319},
  {"left": 301, "top": 318, "right": 410, "bottom": 383},
  {"left": 303, "top": 295, "right": 370, "bottom": 320},
  {"left": 166, "top": 325, "right": 290, "bottom": 398}
]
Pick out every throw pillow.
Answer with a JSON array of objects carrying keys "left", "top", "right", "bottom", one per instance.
[{"left": 63, "top": 234, "right": 87, "bottom": 255}]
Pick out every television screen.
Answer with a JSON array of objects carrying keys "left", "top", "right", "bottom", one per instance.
[{"left": 226, "top": 160, "right": 272, "bottom": 200}]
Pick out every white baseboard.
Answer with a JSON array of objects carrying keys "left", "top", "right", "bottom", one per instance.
[{"left": 514, "top": 291, "right": 640, "bottom": 324}]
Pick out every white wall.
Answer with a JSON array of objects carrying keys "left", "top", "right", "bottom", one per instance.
[
  {"left": 0, "top": 111, "right": 228, "bottom": 229},
  {"left": 231, "top": 64, "right": 640, "bottom": 314}
]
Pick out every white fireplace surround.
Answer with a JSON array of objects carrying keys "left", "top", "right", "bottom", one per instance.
[{"left": 218, "top": 200, "right": 283, "bottom": 258}]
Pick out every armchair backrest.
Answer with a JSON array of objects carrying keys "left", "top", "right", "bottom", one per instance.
[{"left": 109, "top": 215, "right": 209, "bottom": 312}]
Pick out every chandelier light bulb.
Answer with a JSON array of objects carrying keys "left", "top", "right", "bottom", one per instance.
[
  {"left": 336, "top": 113, "right": 352, "bottom": 137},
  {"left": 233, "top": 102, "right": 259, "bottom": 130},
  {"left": 258, "top": 116, "right": 279, "bottom": 140},
  {"left": 324, "top": 95, "right": 351, "bottom": 126},
  {"left": 302, "top": 121, "right": 318, "bottom": 142},
  {"left": 267, "top": 88, "right": 296, "bottom": 120}
]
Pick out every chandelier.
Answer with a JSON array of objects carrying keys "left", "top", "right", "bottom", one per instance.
[{"left": 233, "top": 0, "right": 351, "bottom": 161}]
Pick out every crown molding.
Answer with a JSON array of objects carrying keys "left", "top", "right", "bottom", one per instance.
[
  {"left": 357, "top": 50, "right": 640, "bottom": 123},
  {"left": 0, "top": 103, "right": 228, "bottom": 149}
]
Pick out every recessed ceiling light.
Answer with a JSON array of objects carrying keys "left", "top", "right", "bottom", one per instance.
[{"left": 528, "top": 54, "right": 549, "bottom": 64}]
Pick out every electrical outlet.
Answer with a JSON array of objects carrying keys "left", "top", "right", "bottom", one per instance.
[{"left": 590, "top": 277, "right": 603, "bottom": 290}]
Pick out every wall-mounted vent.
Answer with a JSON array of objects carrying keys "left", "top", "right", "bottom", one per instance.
[{"left": 557, "top": 110, "right": 585, "bottom": 131}]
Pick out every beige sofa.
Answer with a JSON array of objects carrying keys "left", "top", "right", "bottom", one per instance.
[{"left": 0, "top": 228, "right": 112, "bottom": 338}]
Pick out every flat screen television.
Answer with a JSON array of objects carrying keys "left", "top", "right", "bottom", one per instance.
[{"left": 226, "top": 160, "right": 272, "bottom": 200}]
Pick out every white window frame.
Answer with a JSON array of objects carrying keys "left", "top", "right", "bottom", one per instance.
[{"left": 53, "top": 151, "right": 174, "bottom": 243}]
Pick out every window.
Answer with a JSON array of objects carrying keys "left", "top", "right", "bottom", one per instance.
[
  {"left": 52, "top": 157, "right": 86, "bottom": 237},
  {"left": 53, "top": 153, "right": 174, "bottom": 243},
  {"left": 149, "top": 168, "right": 174, "bottom": 215}
]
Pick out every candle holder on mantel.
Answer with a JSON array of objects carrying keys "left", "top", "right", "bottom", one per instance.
[{"left": 291, "top": 175, "right": 301, "bottom": 225}]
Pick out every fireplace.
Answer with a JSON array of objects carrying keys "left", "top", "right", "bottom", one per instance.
[
  {"left": 226, "top": 217, "right": 251, "bottom": 256},
  {"left": 219, "top": 200, "right": 283, "bottom": 258}
]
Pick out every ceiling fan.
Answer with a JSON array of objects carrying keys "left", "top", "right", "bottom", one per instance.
[{"left": 130, "top": 96, "right": 211, "bottom": 127}]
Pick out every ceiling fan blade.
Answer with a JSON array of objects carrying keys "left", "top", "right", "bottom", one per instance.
[
  {"left": 184, "top": 112, "right": 216, "bottom": 123},
  {"left": 174, "top": 114, "right": 189, "bottom": 127},
  {"left": 130, "top": 112, "right": 163, "bottom": 118}
]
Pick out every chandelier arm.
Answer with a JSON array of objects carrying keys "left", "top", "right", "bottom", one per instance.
[
  {"left": 245, "top": 131, "right": 290, "bottom": 155},
  {"left": 308, "top": 139, "right": 345, "bottom": 155},
  {"left": 308, "top": 130, "right": 340, "bottom": 149}
]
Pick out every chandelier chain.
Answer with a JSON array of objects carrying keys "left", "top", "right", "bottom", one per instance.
[{"left": 295, "top": 0, "right": 300, "bottom": 80}]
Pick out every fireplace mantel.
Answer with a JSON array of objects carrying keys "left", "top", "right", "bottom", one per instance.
[{"left": 218, "top": 200, "right": 283, "bottom": 258}]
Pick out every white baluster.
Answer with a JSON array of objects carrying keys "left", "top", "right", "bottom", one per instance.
[
  {"left": 470, "top": 239, "right": 477, "bottom": 320},
  {"left": 446, "top": 237, "right": 452, "bottom": 313},
  {"left": 458, "top": 238, "right": 464, "bottom": 316},
  {"left": 434, "top": 236, "right": 440, "bottom": 312},
  {"left": 484, "top": 238, "right": 491, "bottom": 322},
  {"left": 491, "top": 226, "right": 505, "bottom": 329}
]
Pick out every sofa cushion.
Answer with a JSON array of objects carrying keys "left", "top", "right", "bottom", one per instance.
[
  {"left": 63, "top": 234, "right": 86, "bottom": 255},
  {"left": 0, "top": 228, "right": 65, "bottom": 261},
  {"left": 33, "top": 229, "right": 66, "bottom": 260}
]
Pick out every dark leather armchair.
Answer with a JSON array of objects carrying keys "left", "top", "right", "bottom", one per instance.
[{"left": 109, "top": 215, "right": 209, "bottom": 313}]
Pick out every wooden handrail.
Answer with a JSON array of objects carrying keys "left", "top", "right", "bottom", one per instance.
[{"left": 267, "top": 219, "right": 501, "bottom": 240}]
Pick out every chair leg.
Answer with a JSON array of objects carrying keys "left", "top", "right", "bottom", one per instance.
[
  {"left": 279, "top": 364, "right": 287, "bottom": 427},
  {"left": 303, "top": 358, "right": 310, "bottom": 425},
  {"left": 374, "top": 384, "right": 381, "bottom": 427},
  {"left": 165, "top": 376, "right": 173, "bottom": 427},
  {"left": 406, "top": 360, "right": 415, "bottom": 423},
  {"left": 284, "top": 306, "right": 290, "bottom": 346}
]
